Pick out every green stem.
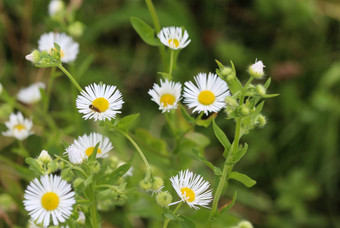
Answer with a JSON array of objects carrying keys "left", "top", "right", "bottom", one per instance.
[
  {"left": 120, "top": 130, "right": 151, "bottom": 169},
  {"left": 18, "top": 140, "right": 29, "bottom": 157},
  {"left": 145, "top": 0, "right": 166, "bottom": 69},
  {"left": 209, "top": 118, "right": 241, "bottom": 221},
  {"left": 89, "top": 183, "right": 99, "bottom": 228},
  {"left": 57, "top": 64, "right": 82, "bottom": 92},
  {"left": 168, "top": 50, "right": 174, "bottom": 80},
  {"left": 163, "top": 202, "right": 183, "bottom": 228},
  {"left": 243, "top": 76, "right": 254, "bottom": 93}
]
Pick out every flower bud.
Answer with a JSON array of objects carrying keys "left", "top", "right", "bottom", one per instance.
[
  {"left": 225, "top": 105, "right": 236, "bottom": 117},
  {"left": 237, "top": 221, "right": 253, "bottom": 228},
  {"left": 61, "top": 168, "right": 74, "bottom": 182},
  {"left": 151, "top": 177, "right": 164, "bottom": 192},
  {"left": 73, "top": 178, "right": 84, "bottom": 188},
  {"left": 25, "top": 50, "right": 40, "bottom": 63},
  {"left": 77, "top": 212, "right": 85, "bottom": 224},
  {"left": 156, "top": 191, "right": 173, "bottom": 207},
  {"left": 256, "top": 85, "right": 266, "bottom": 96},
  {"left": 89, "top": 161, "right": 101, "bottom": 174},
  {"left": 256, "top": 114, "right": 267, "bottom": 127},
  {"left": 239, "top": 105, "right": 250, "bottom": 116},
  {"left": 249, "top": 59, "right": 265, "bottom": 79},
  {"left": 38, "top": 150, "right": 52, "bottom": 163},
  {"left": 139, "top": 179, "right": 152, "bottom": 191},
  {"left": 68, "top": 21, "right": 84, "bottom": 38},
  {"left": 47, "top": 160, "right": 59, "bottom": 173},
  {"left": 225, "top": 96, "right": 238, "bottom": 107}
]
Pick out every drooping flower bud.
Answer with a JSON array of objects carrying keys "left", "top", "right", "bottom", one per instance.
[{"left": 25, "top": 50, "right": 41, "bottom": 63}]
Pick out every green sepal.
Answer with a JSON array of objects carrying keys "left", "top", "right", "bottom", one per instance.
[
  {"left": 212, "top": 119, "right": 231, "bottom": 151},
  {"left": 130, "top": 17, "right": 161, "bottom": 46},
  {"left": 25, "top": 158, "right": 44, "bottom": 175},
  {"left": 192, "top": 150, "right": 222, "bottom": 176},
  {"left": 178, "top": 215, "right": 196, "bottom": 228},
  {"left": 116, "top": 113, "right": 140, "bottom": 132},
  {"left": 88, "top": 142, "right": 100, "bottom": 162},
  {"left": 229, "top": 172, "right": 256, "bottom": 187},
  {"left": 219, "top": 191, "right": 237, "bottom": 214}
]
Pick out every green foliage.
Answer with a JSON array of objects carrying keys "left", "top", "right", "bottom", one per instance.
[{"left": 130, "top": 17, "right": 161, "bottom": 46}]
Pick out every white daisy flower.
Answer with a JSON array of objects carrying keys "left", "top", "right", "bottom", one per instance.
[
  {"left": 28, "top": 219, "right": 69, "bottom": 228},
  {"left": 249, "top": 59, "right": 265, "bottom": 78},
  {"left": 17, "top": 82, "right": 45, "bottom": 105},
  {"left": 76, "top": 83, "right": 124, "bottom": 121},
  {"left": 48, "top": 0, "right": 65, "bottom": 16},
  {"left": 2, "top": 112, "right": 33, "bottom": 141},
  {"left": 183, "top": 72, "right": 230, "bottom": 115},
  {"left": 148, "top": 79, "right": 181, "bottom": 113},
  {"left": 158, "top": 27, "right": 191, "bottom": 50},
  {"left": 169, "top": 169, "right": 213, "bottom": 209},
  {"left": 65, "top": 132, "right": 113, "bottom": 164},
  {"left": 38, "top": 32, "right": 79, "bottom": 63},
  {"left": 23, "top": 175, "right": 75, "bottom": 227}
]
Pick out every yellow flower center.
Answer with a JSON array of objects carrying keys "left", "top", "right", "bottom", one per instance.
[
  {"left": 90, "top": 97, "right": 109, "bottom": 113},
  {"left": 85, "top": 147, "right": 102, "bottom": 157},
  {"left": 41, "top": 192, "right": 59, "bottom": 211},
  {"left": 168, "top": 39, "right": 179, "bottom": 48},
  {"left": 181, "top": 187, "right": 195, "bottom": 202},
  {"left": 49, "top": 48, "right": 64, "bottom": 58},
  {"left": 198, "top": 90, "right": 215, "bottom": 105},
  {"left": 14, "top": 124, "right": 26, "bottom": 131},
  {"left": 160, "top": 94, "right": 176, "bottom": 107}
]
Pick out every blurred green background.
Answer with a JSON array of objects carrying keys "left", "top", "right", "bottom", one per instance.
[{"left": 0, "top": 0, "right": 340, "bottom": 227}]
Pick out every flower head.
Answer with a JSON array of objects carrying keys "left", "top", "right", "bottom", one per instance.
[
  {"left": 66, "top": 132, "right": 113, "bottom": 164},
  {"left": 38, "top": 32, "right": 79, "bottom": 63},
  {"left": 169, "top": 169, "right": 213, "bottom": 209},
  {"left": 148, "top": 79, "right": 181, "bottom": 113},
  {"left": 249, "top": 59, "right": 265, "bottom": 78},
  {"left": 24, "top": 175, "right": 75, "bottom": 227},
  {"left": 183, "top": 72, "right": 230, "bottom": 115},
  {"left": 38, "top": 150, "right": 52, "bottom": 164},
  {"left": 76, "top": 83, "right": 124, "bottom": 121},
  {"left": 158, "top": 27, "right": 191, "bottom": 50},
  {"left": 17, "top": 82, "right": 45, "bottom": 105},
  {"left": 2, "top": 112, "right": 33, "bottom": 140},
  {"left": 48, "top": 0, "right": 65, "bottom": 16}
]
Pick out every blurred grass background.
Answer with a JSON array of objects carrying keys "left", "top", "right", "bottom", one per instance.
[{"left": 0, "top": 0, "right": 340, "bottom": 227}]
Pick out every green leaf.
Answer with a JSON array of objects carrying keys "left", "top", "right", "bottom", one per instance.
[
  {"left": 163, "top": 208, "right": 182, "bottom": 221},
  {"left": 230, "top": 172, "right": 256, "bottom": 188},
  {"left": 264, "top": 77, "right": 271, "bottom": 89},
  {"left": 185, "top": 132, "right": 210, "bottom": 151},
  {"left": 98, "top": 163, "right": 131, "bottom": 185},
  {"left": 219, "top": 191, "right": 237, "bottom": 214},
  {"left": 196, "top": 113, "right": 217, "bottom": 128},
  {"left": 25, "top": 158, "right": 44, "bottom": 175},
  {"left": 192, "top": 150, "right": 222, "bottom": 176},
  {"left": 212, "top": 119, "right": 231, "bottom": 150},
  {"left": 232, "top": 143, "right": 248, "bottom": 163},
  {"left": 262, "top": 93, "right": 279, "bottom": 98},
  {"left": 116, "top": 113, "right": 140, "bottom": 132},
  {"left": 180, "top": 105, "right": 195, "bottom": 124},
  {"left": 130, "top": 17, "right": 160, "bottom": 46},
  {"left": 88, "top": 142, "right": 100, "bottom": 162},
  {"left": 178, "top": 215, "right": 196, "bottom": 228}
]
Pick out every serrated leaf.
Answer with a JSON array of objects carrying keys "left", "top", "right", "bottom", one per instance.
[
  {"left": 130, "top": 17, "right": 160, "bottom": 46},
  {"left": 116, "top": 113, "right": 140, "bottom": 132},
  {"left": 25, "top": 158, "right": 44, "bottom": 175},
  {"left": 213, "top": 119, "right": 231, "bottom": 150},
  {"left": 178, "top": 215, "right": 195, "bottom": 228},
  {"left": 219, "top": 191, "right": 237, "bottom": 214},
  {"left": 230, "top": 172, "right": 256, "bottom": 188},
  {"left": 192, "top": 150, "right": 222, "bottom": 176}
]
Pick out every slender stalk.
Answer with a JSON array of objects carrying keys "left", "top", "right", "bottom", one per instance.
[
  {"left": 168, "top": 50, "right": 174, "bottom": 80},
  {"left": 209, "top": 118, "right": 241, "bottom": 221},
  {"left": 57, "top": 64, "right": 82, "bottom": 92},
  {"left": 89, "top": 183, "right": 99, "bottom": 228},
  {"left": 145, "top": 0, "right": 166, "bottom": 69},
  {"left": 163, "top": 202, "right": 183, "bottom": 228},
  {"left": 18, "top": 140, "right": 29, "bottom": 157},
  {"left": 120, "top": 130, "right": 151, "bottom": 169},
  {"left": 243, "top": 76, "right": 254, "bottom": 92}
]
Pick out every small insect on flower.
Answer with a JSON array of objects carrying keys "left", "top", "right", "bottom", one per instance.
[
  {"left": 66, "top": 132, "right": 113, "bottom": 164},
  {"left": 24, "top": 175, "right": 75, "bottom": 227},
  {"left": 169, "top": 169, "right": 213, "bottom": 209},
  {"left": 148, "top": 79, "right": 182, "bottom": 113},
  {"left": 2, "top": 112, "right": 33, "bottom": 141},
  {"left": 38, "top": 32, "right": 79, "bottom": 63},
  {"left": 183, "top": 72, "right": 230, "bottom": 115},
  {"left": 158, "top": 27, "right": 191, "bottom": 50},
  {"left": 76, "top": 83, "right": 124, "bottom": 121},
  {"left": 17, "top": 82, "right": 45, "bottom": 105}
]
